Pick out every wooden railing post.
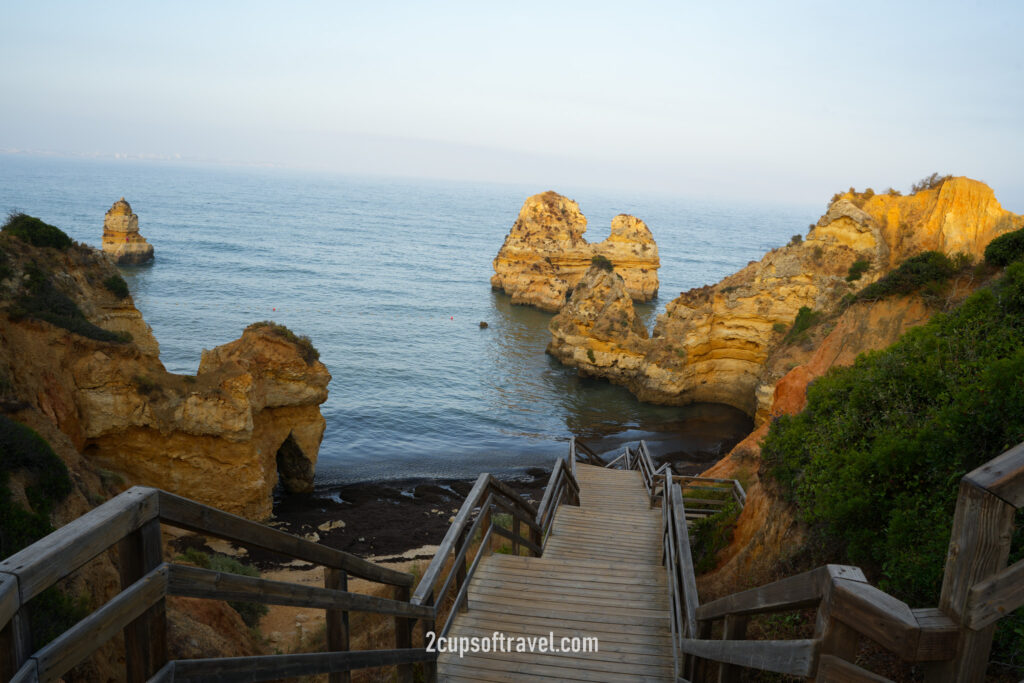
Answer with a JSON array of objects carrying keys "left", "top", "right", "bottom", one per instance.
[
  {"left": 0, "top": 604, "right": 32, "bottom": 682},
  {"left": 325, "top": 568, "right": 350, "bottom": 683},
  {"left": 422, "top": 589, "right": 438, "bottom": 683},
  {"left": 454, "top": 526, "right": 469, "bottom": 611},
  {"left": 718, "top": 614, "right": 750, "bottom": 682},
  {"left": 928, "top": 479, "right": 1015, "bottom": 682},
  {"left": 117, "top": 517, "right": 166, "bottom": 682},
  {"left": 395, "top": 584, "right": 413, "bottom": 683}
]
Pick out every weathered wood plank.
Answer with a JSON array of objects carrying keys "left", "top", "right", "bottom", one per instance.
[
  {"left": 324, "top": 568, "right": 350, "bottom": 683},
  {"left": 119, "top": 517, "right": 167, "bottom": 682},
  {"left": 0, "top": 605, "right": 31, "bottom": 683},
  {"left": 413, "top": 473, "right": 488, "bottom": 605},
  {"left": 930, "top": 480, "right": 1016, "bottom": 681},
  {"left": 491, "top": 524, "right": 542, "bottom": 555},
  {"left": 963, "top": 440, "right": 1024, "bottom": 507},
  {"left": 172, "top": 648, "right": 435, "bottom": 682},
  {"left": 8, "top": 662, "right": 38, "bottom": 683},
  {"left": 450, "top": 611, "right": 671, "bottom": 641},
  {"left": 147, "top": 661, "right": 175, "bottom": 683},
  {"left": 0, "top": 571, "right": 19, "bottom": 632},
  {"left": 965, "top": 555, "right": 1024, "bottom": 629},
  {"left": 157, "top": 490, "right": 412, "bottom": 587},
  {"left": 696, "top": 565, "right": 866, "bottom": 621},
  {"left": 909, "top": 608, "right": 958, "bottom": 662},
  {"left": 670, "top": 483, "right": 699, "bottom": 638},
  {"left": 678, "top": 638, "right": 819, "bottom": 677},
  {"left": 815, "top": 654, "right": 893, "bottom": 682},
  {"left": 718, "top": 614, "right": 750, "bottom": 683},
  {"left": 0, "top": 487, "right": 158, "bottom": 603},
  {"left": 33, "top": 564, "right": 168, "bottom": 681},
  {"left": 830, "top": 578, "right": 919, "bottom": 660},
  {"left": 167, "top": 564, "right": 432, "bottom": 617}
]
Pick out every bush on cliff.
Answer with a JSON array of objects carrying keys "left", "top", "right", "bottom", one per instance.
[
  {"left": 102, "top": 274, "right": 130, "bottom": 299},
  {"left": 590, "top": 254, "right": 614, "bottom": 272},
  {"left": 985, "top": 223, "right": 1024, "bottom": 267},
  {"left": 846, "top": 259, "right": 870, "bottom": 282},
  {"left": 761, "top": 261, "right": 1024, "bottom": 620},
  {"left": 854, "top": 251, "right": 969, "bottom": 303},
  {"left": 9, "top": 262, "right": 131, "bottom": 343},
  {"left": 910, "top": 172, "right": 951, "bottom": 194},
  {"left": 2, "top": 212, "right": 72, "bottom": 251},
  {"left": 0, "top": 415, "right": 88, "bottom": 647},
  {"left": 247, "top": 320, "right": 320, "bottom": 364}
]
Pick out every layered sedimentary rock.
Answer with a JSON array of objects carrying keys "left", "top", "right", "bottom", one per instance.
[
  {"left": 695, "top": 293, "right": 971, "bottom": 596},
  {"left": 491, "top": 191, "right": 659, "bottom": 311},
  {"left": 0, "top": 230, "right": 328, "bottom": 519},
  {"left": 102, "top": 197, "right": 154, "bottom": 265},
  {"left": 548, "top": 177, "right": 1021, "bottom": 416}
]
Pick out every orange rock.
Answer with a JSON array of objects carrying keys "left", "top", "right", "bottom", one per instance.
[{"left": 491, "top": 191, "right": 660, "bottom": 311}]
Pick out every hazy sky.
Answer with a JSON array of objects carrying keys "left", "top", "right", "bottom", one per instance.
[{"left": 3, "top": 1, "right": 1023, "bottom": 207}]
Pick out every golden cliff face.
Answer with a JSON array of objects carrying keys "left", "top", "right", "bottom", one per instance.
[
  {"left": 548, "top": 177, "right": 1020, "bottom": 416},
  {"left": 547, "top": 264, "right": 649, "bottom": 380},
  {"left": 491, "top": 191, "right": 659, "bottom": 311},
  {"left": 102, "top": 197, "right": 154, "bottom": 265},
  {"left": 0, "top": 234, "right": 329, "bottom": 519}
]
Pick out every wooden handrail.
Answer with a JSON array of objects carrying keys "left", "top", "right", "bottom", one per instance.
[
  {"left": 0, "top": 486, "right": 425, "bottom": 683},
  {"left": 569, "top": 436, "right": 606, "bottom": 466}
]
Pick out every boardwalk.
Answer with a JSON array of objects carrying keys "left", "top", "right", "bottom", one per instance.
[{"left": 438, "top": 463, "right": 674, "bottom": 682}]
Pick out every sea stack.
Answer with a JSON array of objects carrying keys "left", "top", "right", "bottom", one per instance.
[
  {"left": 491, "top": 191, "right": 660, "bottom": 311},
  {"left": 102, "top": 197, "right": 154, "bottom": 265}
]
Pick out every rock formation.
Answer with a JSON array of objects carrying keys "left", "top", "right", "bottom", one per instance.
[
  {"left": 491, "top": 191, "right": 660, "bottom": 311},
  {"left": 0, "top": 224, "right": 328, "bottom": 519},
  {"left": 102, "top": 197, "right": 154, "bottom": 265},
  {"left": 548, "top": 177, "right": 1021, "bottom": 417}
]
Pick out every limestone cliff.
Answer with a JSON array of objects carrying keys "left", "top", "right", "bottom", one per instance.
[
  {"left": 0, "top": 224, "right": 329, "bottom": 520},
  {"left": 548, "top": 177, "right": 1021, "bottom": 416},
  {"left": 102, "top": 197, "right": 154, "bottom": 265},
  {"left": 491, "top": 191, "right": 660, "bottom": 311}
]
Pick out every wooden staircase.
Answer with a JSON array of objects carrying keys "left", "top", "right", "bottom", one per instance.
[{"left": 438, "top": 464, "right": 674, "bottom": 681}]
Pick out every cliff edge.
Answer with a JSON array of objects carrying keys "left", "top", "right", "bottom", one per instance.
[
  {"left": 548, "top": 177, "right": 1021, "bottom": 416},
  {"left": 0, "top": 214, "right": 329, "bottom": 519}
]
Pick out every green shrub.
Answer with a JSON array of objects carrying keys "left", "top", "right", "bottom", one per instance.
[
  {"left": 911, "top": 173, "right": 951, "bottom": 194},
  {"left": 788, "top": 234, "right": 803, "bottom": 246},
  {"left": 772, "top": 322, "right": 787, "bottom": 334},
  {"left": 246, "top": 321, "right": 319, "bottom": 364},
  {"left": 846, "top": 259, "right": 870, "bottom": 282},
  {"left": 586, "top": 349, "right": 596, "bottom": 363},
  {"left": 690, "top": 501, "right": 740, "bottom": 573},
  {"left": 1, "top": 414, "right": 73, "bottom": 558},
  {"left": 761, "top": 262, "right": 1024, "bottom": 657},
  {"left": 985, "top": 225, "right": 1024, "bottom": 267},
  {"left": 11, "top": 262, "right": 130, "bottom": 343},
  {"left": 886, "top": 187, "right": 902, "bottom": 197},
  {"left": 2, "top": 213, "right": 72, "bottom": 250},
  {"left": 784, "top": 306, "right": 822, "bottom": 342},
  {"left": 855, "top": 251, "right": 962, "bottom": 302},
  {"left": 103, "top": 274, "right": 129, "bottom": 299},
  {"left": 590, "top": 254, "right": 614, "bottom": 272},
  {"left": 0, "top": 247, "right": 10, "bottom": 281},
  {"left": 176, "top": 549, "right": 269, "bottom": 627}
]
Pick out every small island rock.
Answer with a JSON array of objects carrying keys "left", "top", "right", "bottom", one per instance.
[{"left": 102, "top": 197, "right": 154, "bottom": 265}]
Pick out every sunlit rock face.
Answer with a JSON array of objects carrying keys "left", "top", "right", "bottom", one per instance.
[
  {"left": 102, "top": 197, "right": 154, "bottom": 265},
  {"left": 0, "top": 233, "right": 329, "bottom": 519},
  {"left": 545, "top": 177, "right": 1021, "bottom": 416},
  {"left": 491, "top": 191, "right": 660, "bottom": 311}
]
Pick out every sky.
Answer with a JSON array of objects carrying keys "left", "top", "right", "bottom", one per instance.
[{"left": 3, "top": 1, "right": 1023, "bottom": 208}]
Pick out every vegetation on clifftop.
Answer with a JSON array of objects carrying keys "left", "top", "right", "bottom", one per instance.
[
  {"left": 247, "top": 320, "right": 320, "bottom": 364},
  {"left": 2, "top": 212, "right": 73, "bottom": 251},
  {"left": 761, "top": 257, "right": 1024, "bottom": 666}
]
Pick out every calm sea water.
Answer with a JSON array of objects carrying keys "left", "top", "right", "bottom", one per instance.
[{"left": 0, "top": 155, "right": 817, "bottom": 484}]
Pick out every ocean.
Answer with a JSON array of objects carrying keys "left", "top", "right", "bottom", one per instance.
[{"left": 0, "top": 155, "right": 818, "bottom": 485}]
